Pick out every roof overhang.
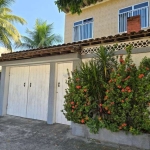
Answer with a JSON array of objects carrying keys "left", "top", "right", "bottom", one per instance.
[{"left": 0, "top": 29, "right": 150, "bottom": 62}]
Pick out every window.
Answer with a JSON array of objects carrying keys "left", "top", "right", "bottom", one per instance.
[
  {"left": 73, "top": 18, "right": 93, "bottom": 42},
  {"left": 119, "top": 2, "right": 149, "bottom": 33}
]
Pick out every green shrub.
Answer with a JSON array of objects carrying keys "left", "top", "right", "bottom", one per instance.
[{"left": 63, "top": 45, "right": 150, "bottom": 135}]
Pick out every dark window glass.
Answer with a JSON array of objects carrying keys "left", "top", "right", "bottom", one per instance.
[
  {"left": 134, "top": 2, "right": 148, "bottom": 9},
  {"left": 119, "top": 6, "right": 132, "bottom": 13},
  {"left": 74, "top": 21, "right": 82, "bottom": 26},
  {"left": 83, "top": 18, "right": 93, "bottom": 23}
]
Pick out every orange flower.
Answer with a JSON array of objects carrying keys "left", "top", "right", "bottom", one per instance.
[
  {"left": 128, "top": 89, "right": 132, "bottom": 93},
  {"left": 121, "top": 89, "right": 125, "bottom": 92},
  {"left": 70, "top": 101, "right": 74, "bottom": 105},
  {"left": 83, "top": 89, "right": 87, "bottom": 92},
  {"left": 104, "top": 96, "right": 108, "bottom": 100},
  {"left": 72, "top": 109, "right": 74, "bottom": 112},
  {"left": 121, "top": 100, "right": 124, "bottom": 103},
  {"left": 126, "top": 86, "right": 130, "bottom": 90},
  {"left": 146, "top": 67, "right": 149, "bottom": 70},
  {"left": 81, "top": 119, "right": 85, "bottom": 124},
  {"left": 111, "top": 102, "right": 114, "bottom": 105},
  {"left": 138, "top": 74, "right": 144, "bottom": 79},
  {"left": 109, "top": 80, "right": 112, "bottom": 83},
  {"left": 76, "top": 85, "right": 81, "bottom": 89},
  {"left": 117, "top": 85, "right": 121, "bottom": 89},
  {"left": 108, "top": 110, "right": 111, "bottom": 114},
  {"left": 122, "top": 123, "right": 127, "bottom": 127}
]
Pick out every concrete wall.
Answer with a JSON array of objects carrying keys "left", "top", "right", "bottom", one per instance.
[
  {"left": 72, "top": 123, "right": 150, "bottom": 150},
  {"left": 64, "top": 0, "right": 150, "bottom": 43}
]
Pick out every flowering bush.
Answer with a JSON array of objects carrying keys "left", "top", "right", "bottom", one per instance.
[
  {"left": 63, "top": 45, "right": 150, "bottom": 135},
  {"left": 104, "top": 46, "right": 150, "bottom": 134}
]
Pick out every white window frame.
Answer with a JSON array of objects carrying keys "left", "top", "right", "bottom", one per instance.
[
  {"left": 118, "top": 1, "right": 149, "bottom": 33},
  {"left": 73, "top": 18, "right": 94, "bottom": 42}
]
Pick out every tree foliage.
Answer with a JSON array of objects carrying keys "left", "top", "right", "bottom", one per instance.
[
  {"left": 16, "top": 19, "right": 62, "bottom": 49},
  {"left": 0, "top": 0, "right": 26, "bottom": 50},
  {"left": 55, "top": 0, "right": 98, "bottom": 14}
]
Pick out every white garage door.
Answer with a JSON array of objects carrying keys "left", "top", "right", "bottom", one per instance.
[
  {"left": 7, "top": 66, "right": 29, "bottom": 118},
  {"left": 7, "top": 65, "right": 50, "bottom": 121},
  {"left": 56, "top": 62, "right": 72, "bottom": 125}
]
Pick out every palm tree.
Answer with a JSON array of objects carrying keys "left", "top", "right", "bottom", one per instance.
[
  {"left": 17, "top": 19, "right": 62, "bottom": 49},
  {"left": 0, "top": 0, "right": 26, "bottom": 50}
]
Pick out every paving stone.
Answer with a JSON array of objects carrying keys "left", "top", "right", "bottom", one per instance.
[{"left": 0, "top": 116, "right": 140, "bottom": 150}]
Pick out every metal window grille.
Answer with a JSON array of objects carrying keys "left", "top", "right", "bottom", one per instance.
[{"left": 119, "top": 2, "right": 149, "bottom": 33}]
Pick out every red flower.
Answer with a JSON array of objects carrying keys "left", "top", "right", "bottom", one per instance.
[
  {"left": 81, "top": 119, "right": 85, "bottom": 124},
  {"left": 99, "top": 103, "right": 102, "bottom": 107},
  {"left": 121, "top": 89, "right": 125, "bottom": 92},
  {"left": 70, "top": 101, "right": 75, "bottom": 105},
  {"left": 117, "top": 85, "right": 121, "bottom": 89},
  {"left": 76, "top": 85, "right": 81, "bottom": 89},
  {"left": 72, "top": 106, "right": 75, "bottom": 109},
  {"left": 108, "top": 110, "right": 111, "bottom": 114},
  {"left": 83, "top": 89, "right": 87, "bottom": 92},
  {"left": 122, "top": 123, "right": 127, "bottom": 127},
  {"left": 128, "top": 89, "right": 132, "bottom": 93}
]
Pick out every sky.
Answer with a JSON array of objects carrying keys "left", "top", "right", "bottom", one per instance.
[{"left": 11, "top": 0, "right": 65, "bottom": 51}]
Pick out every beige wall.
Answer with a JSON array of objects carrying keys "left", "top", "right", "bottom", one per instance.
[
  {"left": 64, "top": 0, "right": 150, "bottom": 43},
  {"left": 82, "top": 52, "right": 150, "bottom": 67}
]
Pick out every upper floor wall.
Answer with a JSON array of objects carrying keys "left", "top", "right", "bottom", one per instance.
[{"left": 64, "top": 0, "right": 150, "bottom": 43}]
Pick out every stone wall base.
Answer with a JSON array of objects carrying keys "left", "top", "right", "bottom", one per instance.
[{"left": 71, "top": 122, "right": 150, "bottom": 150}]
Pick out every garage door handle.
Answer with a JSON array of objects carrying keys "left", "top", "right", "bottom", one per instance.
[
  {"left": 30, "top": 83, "right": 32, "bottom": 87},
  {"left": 24, "top": 83, "right": 25, "bottom": 87}
]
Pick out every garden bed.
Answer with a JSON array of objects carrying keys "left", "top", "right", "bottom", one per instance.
[{"left": 71, "top": 122, "right": 150, "bottom": 150}]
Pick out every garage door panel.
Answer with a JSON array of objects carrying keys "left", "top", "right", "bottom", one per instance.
[
  {"left": 56, "top": 62, "right": 72, "bottom": 125},
  {"left": 7, "top": 67, "right": 29, "bottom": 117},
  {"left": 26, "top": 65, "right": 50, "bottom": 121}
]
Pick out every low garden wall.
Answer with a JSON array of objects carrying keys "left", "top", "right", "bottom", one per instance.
[{"left": 71, "top": 123, "right": 150, "bottom": 150}]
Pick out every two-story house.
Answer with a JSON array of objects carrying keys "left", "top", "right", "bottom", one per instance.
[
  {"left": 0, "top": 0, "right": 150, "bottom": 126},
  {"left": 65, "top": 0, "right": 149, "bottom": 42}
]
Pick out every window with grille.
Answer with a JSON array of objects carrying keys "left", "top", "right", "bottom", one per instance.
[
  {"left": 119, "top": 2, "right": 149, "bottom": 33},
  {"left": 73, "top": 18, "right": 93, "bottom": 42}
]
